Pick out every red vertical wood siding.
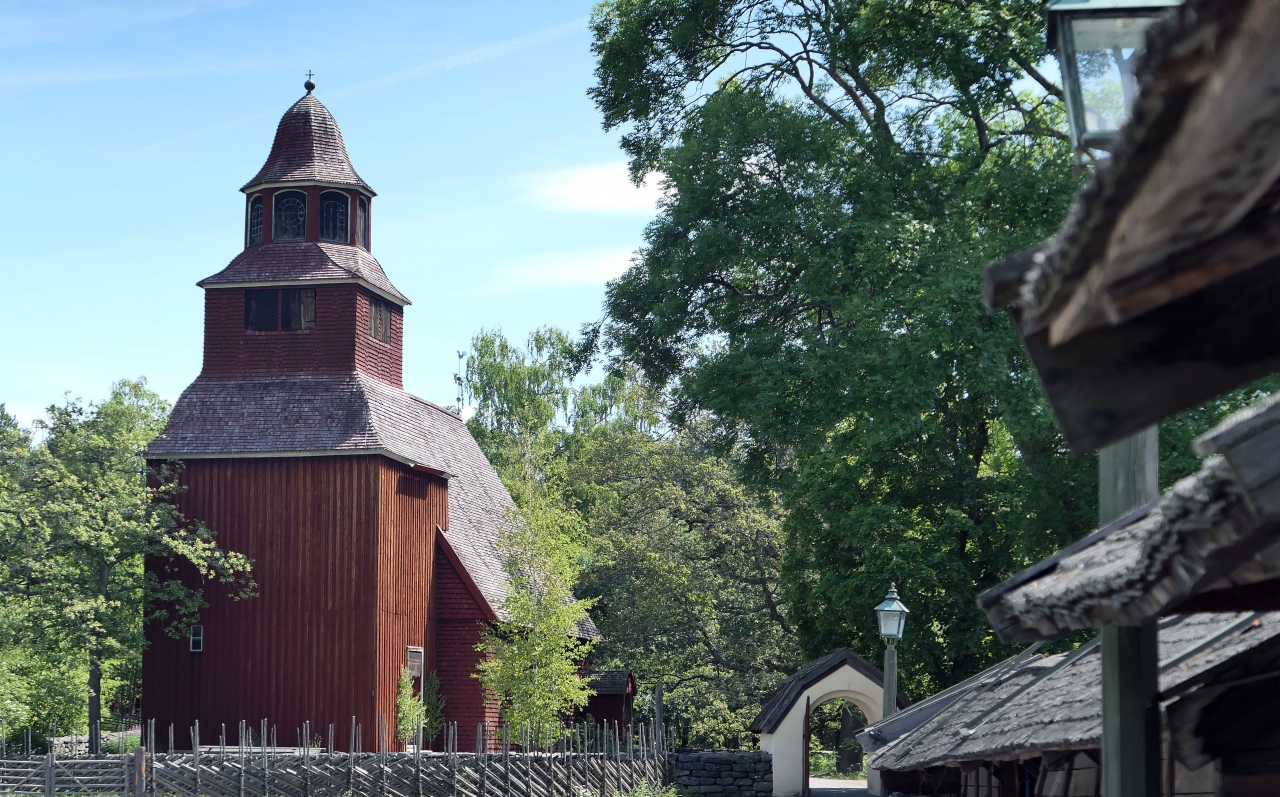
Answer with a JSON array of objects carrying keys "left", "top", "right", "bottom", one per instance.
[
  {"left": 433, "top": 545, "right": 500, "bottom": 739},
  {"left": 143, "top": 455, "right": 446, "bottom": 750},
  {"left": 373, "top": 460, "right": 443, "bottom": 746}
]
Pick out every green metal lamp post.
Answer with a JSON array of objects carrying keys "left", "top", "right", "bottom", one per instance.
[
  {"left": 1047, "top": 0, "right": 1181, "bottom": 164},
  {"left": 874, "top": 585, "right": 909, "bottom": 718}
]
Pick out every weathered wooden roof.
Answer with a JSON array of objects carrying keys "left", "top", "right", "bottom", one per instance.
[
  {"left": 242, "top": 91, "right": 374, "bottom": 194},
  {"left": 748, "top": 649, "right": 903, "bottom": 734},
  {"left": 867, "top": 613, "right": 1280, "bottom": 773},
  {"left": 588, "top": 670, "right": 635, "bottom": 696},
  {"left": 978, "top": 393, "right": 1280, "bottom": 644},
  {"left": 984, "top": 0, "right": 1280, "bottom": 452},
  {"left": 199, "top": 241, "right": 409, "bottom": 305}
]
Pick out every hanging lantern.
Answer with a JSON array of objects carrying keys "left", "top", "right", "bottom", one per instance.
[{"left": 1047, "top": 0, "right": 1182, "bottom": 160}]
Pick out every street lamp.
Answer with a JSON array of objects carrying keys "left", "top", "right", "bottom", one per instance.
[
  {"left": 874, "top": 584, "right": 909, "bottom": 717},
  {"left": 1047, "top": 0, "right": 1181, "bottom": 162}
]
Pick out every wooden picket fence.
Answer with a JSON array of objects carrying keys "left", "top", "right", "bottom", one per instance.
[{"left": 0, "top": 720, "right": 669, "bottom": 797}]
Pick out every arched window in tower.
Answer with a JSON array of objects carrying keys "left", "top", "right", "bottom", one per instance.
[
  {"left": 320, "top": 191, "right": 349, "bottom": 242},
  {"left": 247, "top": 196, "right": 264, "bottom": 246},
  {"left": 273, "top": 191, "right": 307, "bottom": 240},
  {"left": 358, "top": 197, "right": 370, "bottom": 250}
]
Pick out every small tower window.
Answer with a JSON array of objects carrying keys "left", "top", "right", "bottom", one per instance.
[
  {"left": 247, "top": 196, "right": 264, "bottom": 246},
  {"left": 358, "top": 197, "right": 370, "bottom": 250},
  {"left": 273, "top": 191, "right": 307, "bottom": 240},
  {"left": 368, "top": 296, "right": 392, "bottom": 344},
  {"left": 245, "top": 289, "right": 279, "bottom": 331},
  {"left": 189, "top": 625, "right": 204, "bottom": 653},
  {"left": 320, "top": 191, "right": 349, "bottom": 242},
  {"left": 282, "top": 288, "right": 317, "bottom": 330}
]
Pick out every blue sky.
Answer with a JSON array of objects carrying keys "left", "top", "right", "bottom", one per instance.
[{"left": 0, "top": 0, "right": 657, "bottom": 426}]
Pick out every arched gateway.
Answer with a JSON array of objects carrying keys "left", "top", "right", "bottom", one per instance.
[{"left": 750, "top": 649, "right": 904, "bottom": 797}]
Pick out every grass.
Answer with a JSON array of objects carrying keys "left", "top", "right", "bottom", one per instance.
[
  {"left": 808, "top": 750, "right": 866, "bottom": 780},
  {"left": 101, "top": 732, "right": 142, "bottom": 754}
]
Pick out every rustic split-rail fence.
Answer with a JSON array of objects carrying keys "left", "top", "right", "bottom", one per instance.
[{"left": 0, "top": 719, "right": 669, "bottom": 797}]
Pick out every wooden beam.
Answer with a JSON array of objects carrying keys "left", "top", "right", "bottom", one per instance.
[
  {"left": 1167, "top": 578, "right": 1280, "bottom": 613},
  {"left": 1099, "top": 429, "right": 1161, "bottom": 797},
  {"left": 1047, "top": 1, "right": 1280, "bottom": 346},
  {"left": 1013, "top": 249, "right": 1280, "bottom": 453}
]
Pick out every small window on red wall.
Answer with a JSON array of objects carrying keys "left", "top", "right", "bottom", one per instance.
[
  {"left": 245, "top": 289, "right": 279, "bottom": 331},
  {"left": 246, "top": 288, "right": 315, "bottom": 331},
  {"left": 247, "top": 196, "right": 264, "bottom": 246},
  {"left": 369, "top": 297, "right": 392, "bottom": 344},
  {"left": 358, "top": 197, "right": 370, "bottom": 250},
  {"left": 283, "top": 288, "right": 316, "bottom": 330}
]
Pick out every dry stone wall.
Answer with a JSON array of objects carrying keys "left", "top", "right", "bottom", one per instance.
[{"left": 673, "top": 751, "right": 773, "bottom": 797}]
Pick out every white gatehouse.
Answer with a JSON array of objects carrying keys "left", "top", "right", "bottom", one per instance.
[{"left": 749, "top": 649, "right": 903, "bottom": 797}]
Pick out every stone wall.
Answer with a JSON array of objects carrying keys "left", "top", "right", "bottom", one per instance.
[{"left": 672, "top": 752, "right": 773, "bottom": 797}]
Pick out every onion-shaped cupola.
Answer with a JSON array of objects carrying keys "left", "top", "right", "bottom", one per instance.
[
  {"left": 238, "top": 80, "right": 378, "bottom": 254},
  {"left": 202, "top": 80, "right": 408, "bottom": 307},
  {"left": 242, "top": 81, "right": 375, "bottom": 195}
]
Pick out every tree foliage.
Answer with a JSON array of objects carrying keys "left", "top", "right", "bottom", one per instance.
[
  {"left": 0, "top": 380, "right": 255, "bottom": 748},
  {"left": 396, "top": 666, "right": 425, "bottom": 744},
  {"left": 467, "top": 332, "right": 598, "bottom": 737},
  {"left": 464, "top": 328, "right": 800, "bottom": 747},
  {"left": 589, "top": 0, "right": 1095, "bottom": 698}
]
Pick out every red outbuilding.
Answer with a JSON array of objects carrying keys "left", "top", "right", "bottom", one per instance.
[{"left": 142, "top": 83, "right": 596, "bottom": 750}]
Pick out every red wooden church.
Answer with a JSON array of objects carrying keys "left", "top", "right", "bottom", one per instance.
[{"left": 143, "top": 82, "right": 593, "bottom": 748}]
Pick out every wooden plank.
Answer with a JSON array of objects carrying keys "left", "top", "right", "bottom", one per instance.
[
  {"left": 1047, "top": 2, "right": 1280, "bottom": 346},
  {"left": 1008, "top": 252, "right": 1280, "bottom": 453}
]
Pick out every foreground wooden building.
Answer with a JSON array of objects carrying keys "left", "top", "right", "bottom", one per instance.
[
  {"left": 142, "top": 83, "right": 595, "bottom": 748},
  {"left": 862, "top": 612, "right": 1280, "bottom": 796}
]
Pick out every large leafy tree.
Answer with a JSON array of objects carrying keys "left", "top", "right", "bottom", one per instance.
[
  {"left": 589, "top": 0, "right": 1095, "bottom": 697},
  {"left": 0, "top": 381, "right": 255, "bottom": 752},
  {"left": 464, "top": 329, "right": 800, "bottom": 745},
  {"left": 576, "top": 419, "right": 800, "bottom": 748},
  {"left": 465, "top": 331, "right": 598, "bottom": 737}
]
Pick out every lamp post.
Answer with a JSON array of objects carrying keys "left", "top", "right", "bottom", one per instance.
[
  {"left": 874, "top": 584, "right": 908, "bottom": 718},
  {"left": 1047, "top": 0, "right": 1181, "bottom": 164}
]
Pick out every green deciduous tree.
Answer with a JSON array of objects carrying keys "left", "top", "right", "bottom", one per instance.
[
  {"left": 396, "top": 666, "right": 425, "bottom": 744},
  {"left": 0, "top": 380, "right": 255, "bottom": 753},
  {"left": 466, "top": 332, "right": 597, "bottom": 737},
  {"left": 464, "top": 328, "right": 801, "bottom": 747},
  {"left": 589, "top": 0, "right": 1095, "bottom": 698},
  {"left": 421, "top": 671, "right": 445, "bottom": 748}
]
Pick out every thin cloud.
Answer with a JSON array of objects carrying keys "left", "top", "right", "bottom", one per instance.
[
  {"left": 517, "top": 162, "right": 661, "bottom": 216},
  {"left": 332, "top": 18, "right": 587, "bottom": 96}
]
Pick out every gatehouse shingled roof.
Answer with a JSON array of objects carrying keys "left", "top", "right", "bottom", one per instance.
[
  {"left": 198, "top": 241, "right": 410, "bottom": 305},
  {"left": 867, "top": 613, "right": 1280, "bottom": 773},
  {"left": 748, "top": 648, "right": 904, "bottom": 734},
  {"left": 242, "top": 92, "right": 374, "bottom": 194}
]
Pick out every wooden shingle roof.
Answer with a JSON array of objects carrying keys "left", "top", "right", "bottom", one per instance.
[
  {"left": 978, "top": 393, "right": 1280, "bottom": 644},
  {"left": 198, "top": 241, "right": 409, "bottom": 305},
  {"left": 242, "top": 91, "right": 374, "bottom": 194},
  {"left": 748, "top": 649, "right": 902, "bottom": 734},
  {"left": 867, "top": 613, "right": 1280, "bottom": 773},
  {"left": 983, "top": 0, "right": 1280, "bottom": 452}
]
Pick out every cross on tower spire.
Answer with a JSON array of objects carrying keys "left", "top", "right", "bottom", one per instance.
[{"left": 304, "top": 71, "right": 316, "bottom": 93}]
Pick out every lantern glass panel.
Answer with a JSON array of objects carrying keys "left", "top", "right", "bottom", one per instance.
[
  {"left": 1068, "top": 15, "right": 1160, "bottom": 136},
  {"left": 877, "top": 610, "right": 903, "bottom": 638}
]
